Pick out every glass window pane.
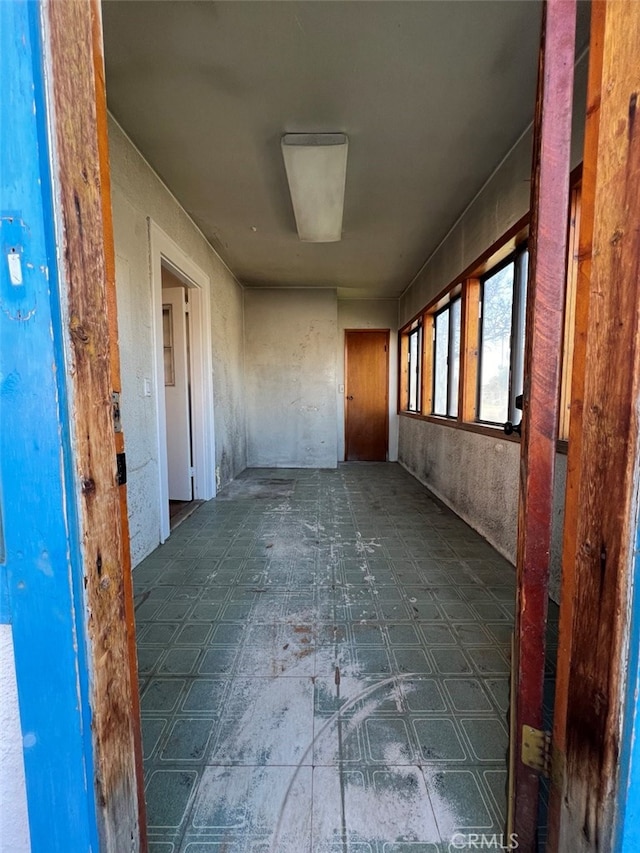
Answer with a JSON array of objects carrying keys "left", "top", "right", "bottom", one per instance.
[
  {"left": 433, "top": 308, "right": 449, "bottom": 415},
  {"left": 478, "top": 262, "right": 515, "bottom": 423},
  {"left": 408, "top": 327, "right": 420, "bottom": 411},
  {"left": 448, "top": 298, "right": 461, "bottom": 417},
  {"left": 511, "top": 250, "right": 529, "bottom": 420}
]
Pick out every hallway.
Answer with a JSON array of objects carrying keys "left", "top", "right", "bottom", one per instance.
[{"left": 134, "top": 464, "right": 521, "bottom": 852}]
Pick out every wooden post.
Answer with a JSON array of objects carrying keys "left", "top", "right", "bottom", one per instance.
[
  {"left": 43, "top": 0, "right": 143, "bottom": 848},
  {"left": 89, "top": 2, "right": 147, "bottom": 847},
  {"left": 549, "top": 2, "right": 640, "bottom": 850},
  {"left": 509, "top": 1, "right": 576, "bottom": 849}
]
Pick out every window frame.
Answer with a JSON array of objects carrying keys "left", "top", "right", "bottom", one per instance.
[
  {"left": 398, "top": 318, "right": 424, "bottom": 414},
  {"left": 431, "top": 294, "right": 462, "bottom": 419},
  {"left": 397, "top": 166, "right": 580, "bottom": 455},
  {"left": 407, "top": 321, "right": 422, "bottom": 413},
  {"left": 475, "top": 243, "right": 528, "bottom": 428}
]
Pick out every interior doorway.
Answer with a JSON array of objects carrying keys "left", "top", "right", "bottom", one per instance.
[
  {"left": 150, "top": 221, "right": 216, "bottom": 542},
  {"left": 344, "top": 329, "right": 389, "bottom": 461},
  {"left": 161, "top": 267, "right": 195, "bottom": 526}
]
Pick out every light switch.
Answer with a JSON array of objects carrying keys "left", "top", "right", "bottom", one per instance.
[
  {"left": 338, "top": 384, "right": 344, "bottom": 393},
  {"left": 143, "top": 378, "right": 152, "bottom": 397}
]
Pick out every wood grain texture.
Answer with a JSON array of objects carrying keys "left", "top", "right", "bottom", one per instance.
[
  {"left": 459, "top": 278, "right": 480, "bottom": 422},
  {"left": 45, "top": 0, "right": 140, "bottom": 848},
  {"left": 509, "top": 1, "right": 576, "bottom": 849},
  {"left": 547, "top": 6, "right": 605, "bottom": 850},
  {"left": 553, "top": 2, "right": 640, "bottom": 849},
  {"left": 398, "top": 328, "right": 409, "bottom": 413},
  {"left": 90, "top": 1, "right": 147, "bottom": 847},
  {"left": 345, "top": 330, "right": 389, "bottom": 460},
  {"left": 421, "top": 313, "right": 434, "bottom": 415}
]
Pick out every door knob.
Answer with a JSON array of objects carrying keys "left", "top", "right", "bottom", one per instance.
[{"left": 346, "top": 395, "right": 354, "bottom": 400}]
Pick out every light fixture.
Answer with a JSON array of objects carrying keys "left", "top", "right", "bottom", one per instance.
[{"left": 281, "top": 133, "right": 348, "bottom": 242}]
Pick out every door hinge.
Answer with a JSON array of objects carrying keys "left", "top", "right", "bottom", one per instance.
[
  {"left": 116, "top": 452, "right": 127, "bottom": 486},
  {"left": 521, "top": 725, "right": 551, "bottom": 777},
  {"left": 112, "top": 391, "right": 122, "bottom": 433}
]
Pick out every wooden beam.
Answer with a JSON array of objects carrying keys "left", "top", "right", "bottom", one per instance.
[
  {"left": 89, "top": 1, "right": 147, "bottom": 847},
  {"left": 509, "top": 1, "right": 576, "bottom": 849},
  {"left": 459, "top": 278, "right": 480, "bottom": 422},
  {"left": 421, "top": 313, "right": 434, "bottom": 415},
  {"left": 557, "top": 183, "right": 581, "bottom": 442},
  {"left": 44, "top": 0, "right": 141, "bottom": 848},
  {"left": 550, "top": 1, "right": 640, "bottom": 849},
  {"left": 546, "top": 4, "right": 605, "bottom": 849}
]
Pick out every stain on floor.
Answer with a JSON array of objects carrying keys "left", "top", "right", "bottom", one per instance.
[{"left": 133, "top": 463, "right": 539, "bottom": 852}]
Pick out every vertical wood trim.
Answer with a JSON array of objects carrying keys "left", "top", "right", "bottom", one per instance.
[
  {"left": 552, "top": 1, "right": 640, "bottom": 848},
  {"left": 89, "top": 2, "right": 147, "bottom": 847},
  {"left": 509, "top": 1, "right": 576, "bottom": 849},
  {"left": 547, "top": 5, "right": 604, "bottom": 849},
  {"left": 422, "top": 313, "right": 434, "bottom": 415},
  {"left": 44, "top": 0, "right": 140, "bottom": 848},
  {"left": 558, "top": 185, "right": 581, "bottom": 441},
  {"left": 460, "top": 278, "right": 480, "bottom": 422},
  {"left": 398, "top": 329, "right": 409, "bottom": 412}
]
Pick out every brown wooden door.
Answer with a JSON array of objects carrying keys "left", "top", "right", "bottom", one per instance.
[{"left": 344, "top": 330, "right": 389, "bottom": 461}]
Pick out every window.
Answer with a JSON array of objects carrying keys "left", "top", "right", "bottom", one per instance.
[
  {"left": 477, "top": 246, "right": 528, "bottom": 425},
  {"left": 432, "top": 296, "right": 461, "bottom": 417},
  {"left": 162, "top": 303, "right": 175, "bottom": 386},
  {"left": 559, "top": 181, "right": 581, "bottom": 441},
  {"left": 407, "top": 321, "right": 422, "bottom": 412}
]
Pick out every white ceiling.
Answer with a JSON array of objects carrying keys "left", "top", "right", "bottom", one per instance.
[{"left": 102, "top": 1, "right": 589, "bottom": 298}]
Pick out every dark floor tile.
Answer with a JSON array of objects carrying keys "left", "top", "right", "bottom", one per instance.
[
  {"left": 160, "top": 718, "right": 216, "bottom": 762},
  {"left": 132, "top": 465, "right": 537, "bottom": 850},
  {"left": 145, "top": 768, "right": 199, "bottom": 830},
  {"left": 142, "top": 678, "right": 187, "bottom": 714}
]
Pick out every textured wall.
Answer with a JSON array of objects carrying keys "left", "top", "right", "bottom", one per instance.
[
  {"left": 396, "top": 53, "right": 588, "bottom": 602},
  {"left": 399, "top": 417, "right": 520, "bottom": 562},
  {"left": 337, "top": 299, "right": 399, "bottom": 462},
  {"left": 109, "top": 117, "right": 247, "bottom": 565},
  {"left": 244, "top": 289, "right": 338, "bottom": 468},
  {"left": 399, "top": 53, "right": 589, "bottom": 328},
  {"left": 399, "top": 418, "right": 566, "bottom": 601}
]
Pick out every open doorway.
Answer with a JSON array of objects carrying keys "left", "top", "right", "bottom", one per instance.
[
  {"left": 161, "top": 266, "right": 198, "bottom": 528},
  {"left": 150, "top": 221, "right": 216, "bottom": 542}
]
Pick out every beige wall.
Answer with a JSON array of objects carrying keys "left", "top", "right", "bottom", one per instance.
[
  {"left": 109, "top": 117, "right": 247, "bottom": 565},
  {"left": 244, "top": 289, "right": 338, "bottom": 468},
  {"left": 396, "top": 52, "right": 589, "bottom": 600}
]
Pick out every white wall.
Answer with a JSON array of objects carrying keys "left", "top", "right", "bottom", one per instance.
[
  {"left": 244, "top": 289, "right": 338, "bottom": 468},
  {"left": 397, "top": 53, "right": 589, "bottom": 601},
  {"left": 337, "top": 299, "right": 399, "bottom": 462},
  {"left": 109, "top": 117, "right": 247, "bottom": 565},
  {"left": 0, "top": 626, "right": 30, "bottom": 853}
]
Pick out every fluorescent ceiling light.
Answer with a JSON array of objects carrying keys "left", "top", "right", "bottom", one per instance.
[{"left": 281, "top": 133, "right": 348, "bottom": 243}]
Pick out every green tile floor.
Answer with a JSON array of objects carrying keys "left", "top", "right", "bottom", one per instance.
[{"left": 133, "top": 463, "right": 550, "bottom": 852}]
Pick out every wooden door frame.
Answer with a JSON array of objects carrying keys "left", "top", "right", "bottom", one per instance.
[
  {"left": 547, "top": 2, "right": 640, "bottom": 850},
  {"left": 507, "top": 0, "right": 576, "bottom": 849},
  {"left": 150, "top": 222, "right": 216, "bottom": 542},
  {"left": 25, "top": 0, "right": 146, "bottom": 847},
  {"left": 344, "top": 328, "right": 390, "bottom": 462}
]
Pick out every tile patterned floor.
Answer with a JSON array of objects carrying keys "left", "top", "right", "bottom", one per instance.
[{"left": 133, "top": 464, "right": 525, "bottom": 853}]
